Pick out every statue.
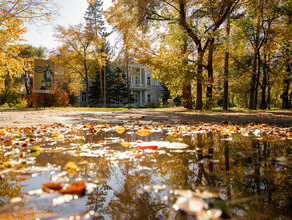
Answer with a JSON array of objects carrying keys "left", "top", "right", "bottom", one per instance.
[{"left": 41, "top": 63, "right": 54, "bottom": 90}]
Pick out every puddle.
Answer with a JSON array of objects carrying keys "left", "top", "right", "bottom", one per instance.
[{"left": 0, "top": 123, "right": 291, "bottom": 219}]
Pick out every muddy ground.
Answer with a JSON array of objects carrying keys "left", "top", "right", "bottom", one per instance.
[{"left": 0, "top": 109, "right": 292, "bottom": 127}]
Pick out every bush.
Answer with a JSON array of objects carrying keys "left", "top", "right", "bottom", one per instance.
[{"left": 28, "top": 84, "right": 70, "bottom": 107}]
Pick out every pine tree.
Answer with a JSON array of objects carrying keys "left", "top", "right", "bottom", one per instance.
[
  {"left": 84, "top": 0, "right": 105, "bottom": 36},
  {"left": 89, "top": 61, "right": 130, "bottom": 107}
]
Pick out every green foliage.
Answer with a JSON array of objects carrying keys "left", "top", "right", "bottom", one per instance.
[{"left": 89, "top": 61, "right": 132, "bottom": 107}]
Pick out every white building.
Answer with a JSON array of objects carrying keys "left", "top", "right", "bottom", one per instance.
[
  {"left": 77, "top": 62, "right": 164, "bottom": 108},
  {"left": 129, "top": 62, "right": 164, "bottom": 108}
]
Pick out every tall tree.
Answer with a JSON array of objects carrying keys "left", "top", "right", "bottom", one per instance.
[
  {"left": 105, "top": 0, "right": 240, "bottom": 110},
  {"left": 84, "top": 0, "right": 112, "bottom": 107},
  {"left": 0, "top": 0, "right": 57, "bottom": 90},
  {"left": 53, "top": 24, "right": 104, "bottom": 107},
  {"left": 232, "top": 0, "right": 291, "bottom": 109},
  {"left": 223, "top": 17, "right": 231, "bottom": 110}
]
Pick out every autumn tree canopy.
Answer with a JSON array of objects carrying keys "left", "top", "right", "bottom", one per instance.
[
  {"left": 0, "top": 0, "right": 57, "bottom": 74},
  {"left": 105, "top": 0, "right": 291, "bottom": 110}
]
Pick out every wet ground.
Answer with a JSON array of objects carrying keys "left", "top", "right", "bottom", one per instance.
[{"left": 0, "top": 121, "right": 291, "bottom": 219}]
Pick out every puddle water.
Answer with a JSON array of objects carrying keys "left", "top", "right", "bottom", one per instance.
[{"left": 0, "top": 123, "right": 291, "bottom": 219}]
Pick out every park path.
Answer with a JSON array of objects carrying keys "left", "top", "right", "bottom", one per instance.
[{"left": 0, "top": 109, "right": 292, "bottom": 127}]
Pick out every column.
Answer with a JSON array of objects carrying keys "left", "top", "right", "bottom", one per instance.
[
  {"left": 140, "top": 67, "right": 142, "bottom": 86},
  {"left": 140, "top": 91, "right": 142, "bottom": 106}
]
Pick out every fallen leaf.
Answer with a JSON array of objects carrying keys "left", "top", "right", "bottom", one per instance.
[
  {"left": 172, "top": 131, "right": 178, "bottom": 137},
  {"left": 121, "top": 142, "right": 130, "bottom": 147},
  {"left": 65, "top": 161, "right": 78, "bottom": 170},
  {"left": 137, "top": 128, "right": 152, "bottom": 137},
  {"left": 43, "top": 182, "right": 63, "bottom": 191},
  {"left": 60, "top": 181, "right": 86, "bottom": 195},
  {"left": 138, "top": 145, "right": 158, "bottom": 150},
  {"left": 116, "top": 127, "right": 126, "bottom": 134},
  {"left": 0, "top": 130, "right": 5, "bottom": 136},
  {"left": 31, "top": 145, "right": 41, "bottom": 152},
  {"left": 4, "top": 139, "right": 13, "bottom": 145},
  {"left": 52, "top": 131, "right": 64, "bottom": 138}
]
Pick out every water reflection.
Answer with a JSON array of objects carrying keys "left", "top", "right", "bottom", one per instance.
[{"left": 0, "top": 124, "right": 291, "bottom": 219}]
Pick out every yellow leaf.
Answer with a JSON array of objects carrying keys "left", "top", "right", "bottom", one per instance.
[
  {"left": 137, "top": 128, "right": 152, "bottom": 137},
  {"left": 121, "top": 142, "right": 130, "bottom": 147},
  {"left": 116, "top": 127, "right": 126, "bottom": 134},
  {"left": 65, "top": 162, "right": 78, "bottom": 174}
]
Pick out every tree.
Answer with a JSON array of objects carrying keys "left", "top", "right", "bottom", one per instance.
[
  {"left": 105, "top": 0, "right": 240, "bottom": 110},
  {"left": 223, "top": 17, "right": 231, "bottom": 110},
  {"left": 52, "top": 24, "right": 104, "bottom": 107},
  {"left": 0, "top": 0, "right": 57, "bottom": 89},
  {"left": 18, "top": 45, "right": 46, "bottom": 106},
  {"left": 84, "top": 0, "right": 105, "bottom": 36},
  {"left": 85, "top": 0, "right": 115, "bottom": 107},
  {"left": 230, "top": 0, "right": 291, "bottom": 109}
]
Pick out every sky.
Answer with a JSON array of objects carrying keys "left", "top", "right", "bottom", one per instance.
[{"left": 22, "top": 0, "right": 112, "bottom": 51}]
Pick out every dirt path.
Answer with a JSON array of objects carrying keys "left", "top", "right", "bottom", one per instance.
[{"left": 0, "top": 109, "right": 292, "bottom": 127}]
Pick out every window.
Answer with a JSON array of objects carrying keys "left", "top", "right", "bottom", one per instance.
[
  {"left": 147, "top": 94, "right": 151, "bottom": 103},
  {"left": 81, "top": 92, "right": 87, "bottom": 102},
  {"left": 141, "top": 68, "right": 145, "bottom": 85},
  {"left": 135, "top": 76, "right": 140, "bottom": 85},
  {"left": 142, "top": 91, "right": 145, "bottom": 103}
]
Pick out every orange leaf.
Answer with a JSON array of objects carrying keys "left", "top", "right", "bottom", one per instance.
[
  {"left": 60, "top": 181, "right": 86, "bottom": 196},
  {"left": 0, "top": 130, "right": 5, "bottom": 136},
  {"left": 43, "top": 182, "right": 63, "bottom": 191},
  {"left": 138, "top": 145, "right": 158, "bottom": 150},
  {"left": 171, "top": 131, "right": 178, "bottom": 137},
  {"left": 51, "top": 131, "right": 63, "bottom": 138},
  {"left": 4, "top": 139, "right": 13, "bottom": 145}
]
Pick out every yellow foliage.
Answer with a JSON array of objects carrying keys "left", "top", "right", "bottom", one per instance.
[{"left": 0, "top": 0, "right": 58, "bottom": 88}]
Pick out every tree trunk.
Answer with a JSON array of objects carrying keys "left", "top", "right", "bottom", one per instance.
[
  {"left": 85, "top": 76, "right": 90, "bottom": 107},
  {"left": 223, "top": 17, "right": 230, "bottom": 111},
  {"left": 260, "top": 55, "right": 267, "bottom": 109},
  {"left": 195, "top": 51, "right": 204, "bottom": 110},
  {"left": 282, "top": 74, "right": 291, "bottom": 109},
  {"left": 249, "top": 50, "right": 258, "bottom": 110},
  {"left": 249, "top": 20, "right": 260, "bottom": 110},
  {"left": 254, "top": 49, "right": 261, "bottom": 109},
  {"left": 179, "top": 0, "right": 193, "bottom": 110},
  {"left": 182, "top": 80, "right": 193, "bottom": 109},
  {"left": 103, "top": 62, "right": 107, "bottom": 108},
  {"left": 99, "top": 68, "right": 103, "bottom": 106},
  {"left": 206, "top": 38, "right": 215, "bottom": 109},
  {"left": 267, "top": 84, "right": 271, "bottom": 109},
  {"left": 24, "top": 72, "right": 31, "bottom": 107},
  {"left": 126, "top": 50, "right": 131, "bottom": 107}
]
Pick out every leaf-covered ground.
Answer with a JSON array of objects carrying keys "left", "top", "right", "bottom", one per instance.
[{"left": 0, "top": 109, "right": 292, "bottom": 127}]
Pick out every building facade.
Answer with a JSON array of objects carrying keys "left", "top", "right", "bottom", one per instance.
[
  {"left": 77, "top": 62, "right": 164, "bottom": 108},
  {"left": 128, "top": 62, "right": 164, "bottom": 108}
]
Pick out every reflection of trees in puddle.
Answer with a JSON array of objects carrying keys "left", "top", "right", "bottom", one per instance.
[
  {"left": 105, "top": 162, "right": 168, "bottom": 219},
  {"left": 1, "top": 126, "right": 291, "bottom": 219},
  {"left": 147, "top": 132, "right": 292, "bottom": 219},
  {"left": 0, "top": 173, "right": 23, "bottom": 207}
]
